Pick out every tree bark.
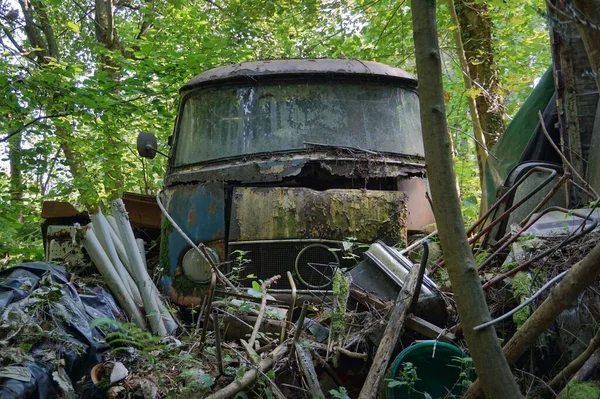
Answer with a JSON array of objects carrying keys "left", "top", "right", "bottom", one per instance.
[
  {"left": 455, "top": 0, "right": 505, "bottom": 148},
  {"left": 8, "top": 131, "right": 24, "bottom": 222},
  {"left": 572, "top": 0, "right": 600, "bottom": 90},
  {"left": 411, "top": 1, "right": 522, "bottom": 398},
  {"left": 447, "top": 0, "right": 487, "bottom": 189},
  {"left": 358, "top": 259, "right": 421, "bottom": 398},
  {"left": 463, "top": 242, "right": 600, "bottom": 399}
]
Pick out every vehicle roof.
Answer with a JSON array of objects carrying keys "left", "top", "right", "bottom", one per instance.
[{"left": 182, "top": 59, "right": 416, "bottom": 90}]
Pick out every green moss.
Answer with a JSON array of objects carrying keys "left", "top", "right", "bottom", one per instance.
[
  {"left": 558, "top": 381, "right": 600, "bottom": 399},
  {"left": 513, "top": 306, "right": 530, "bottom": 328},
  {"left": 331, "top": 272, "right": 351, "bottom": 339},
  {"left": 512, "top": 272, "right": 531, "bottom": 299},
  {"left": 512, "top": 272, "right": 531, "bottom": 328},
  {"left": 160, "top": 219, "right": 173, "bottom": 273}
]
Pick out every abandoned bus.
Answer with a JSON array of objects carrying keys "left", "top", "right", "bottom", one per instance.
[{"left": 139, "top": 59, "right": 434, "bottom": 304}]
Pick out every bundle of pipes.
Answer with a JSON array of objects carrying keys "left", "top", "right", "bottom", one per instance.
[{"left": 76, "top": 198, "right": 177, "bottom": 336}]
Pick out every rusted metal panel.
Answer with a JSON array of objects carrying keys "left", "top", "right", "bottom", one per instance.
[
  {"left": 45, "top": 225, "right": 85, "bottom": 266},
  {"left": 397, "top": 178, "right": 435, "bottom": 232},
  {"left": 166, "top": 153, "right": 425, "bottom": 186},
  {"left": 122, "top": 192, "right": 162, "bottom": 229},
  {"left": 183, "top": 59, "right": 416, "bottom": 91},
  {"left": 41, "top": 201, "right": 87, "bottom": 219},
  {"left": 230, "top": 187, "right": 407, "bottom": 245}
]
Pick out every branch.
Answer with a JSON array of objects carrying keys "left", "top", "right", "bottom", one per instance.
[
  {"left": 248, "top": 275, "right": 281, "bottom": 348},
  {"left": 1, "top": 113, "right": 67, "bottom": 143}
]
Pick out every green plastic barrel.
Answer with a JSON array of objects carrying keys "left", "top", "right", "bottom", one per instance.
[{"left": 386, "top": 341, "right": 471, "bottom": 399}]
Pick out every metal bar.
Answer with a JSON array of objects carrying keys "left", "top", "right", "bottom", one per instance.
[
  {"left": 399, "top": 231, "right": 438, "bottom": 255},
  {"left": 200, "top": 271, "right": 218, "bottom": 346},
  {"left": 475, "top": 270, "right": 568, "bottom": 331},
  {"left": 280, "top": 271, "right": 297, "bottom": 343},
  {"left": 289, "top": 301, "right": 309, "bottom": 361},
  {"left": 213, "top": 309, "right": 224, "bottom": 375},
  {"left": 482, "top": 208, "right": 597, "bottom": 290},
  {"left": 477, "top": 206, "right": 566, "bottom": 272},
  {"left": 468, "top": 166, "right": 558, "bottom": 245},
  {"left": 410, "top": 241, "right": 429, "bottom": 313},
  {"left": 229, "top": 238, "right": 354, "bottom": 246}
]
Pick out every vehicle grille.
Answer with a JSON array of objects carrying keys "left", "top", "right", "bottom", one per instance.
[{"left": 228, "top": 241, "right": 350, "bottom": 289}]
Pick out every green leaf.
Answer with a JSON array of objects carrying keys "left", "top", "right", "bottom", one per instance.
[
  {"left": 251, "top": 280, "right": 261, "bottom": 292},
  {"left": 66, "top": 21, "right": 80, "bottom": 33}
]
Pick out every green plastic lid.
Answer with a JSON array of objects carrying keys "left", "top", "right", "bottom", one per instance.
[{"left": 386, "top": 341, "right": 471, "bottom": 399}]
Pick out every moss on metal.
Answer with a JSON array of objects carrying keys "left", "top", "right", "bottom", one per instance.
[
  {"left": 231, "top": 187, "right": 408, "bottom": 245},
  {"left": 159, "top": 218, "right": 173, "bottom": 274}
]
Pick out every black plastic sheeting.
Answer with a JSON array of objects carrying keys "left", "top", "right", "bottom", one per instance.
[{"left": 0, "top": 262, "right": 123, "bottom": 398}]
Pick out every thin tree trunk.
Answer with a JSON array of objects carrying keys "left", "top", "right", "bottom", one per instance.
[
  {"left": 8, "top": 131, "right": 24, "bottom": 222},
  {"left": 411, "top": 1, "right": 522, "bottom": 398},
  {"left": 455, "top": 0, "right": 505, "bottom": 148},
  {"left": 572, "top": 0, "right": 600, "bottom": 90},
  {"left": 447, "top": 0, "right": 487, "bottom": 189},
  {"left": 463, "top": 242, "right": 600, "bottom": 399}
]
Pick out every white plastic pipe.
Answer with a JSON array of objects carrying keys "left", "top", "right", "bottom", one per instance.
[
  {"left": 112, "top": 199, "right": 167, "bottom": 336},
  {"left": 90, "top": 210, "right": 142, "bottom": 305},
  {"left": 79, "top": 225, "right": 146, "bottom": 329},
  {"left": 137, "top": 238, "right": 178, "bottom": 334}
]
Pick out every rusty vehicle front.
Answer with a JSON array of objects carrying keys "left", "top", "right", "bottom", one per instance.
[{"left": 145, "top": 59, "right": 434, "bottom": 304}]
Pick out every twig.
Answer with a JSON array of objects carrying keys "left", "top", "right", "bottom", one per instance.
[
  {"left": 248, "top": 275, "right": 281, "bottom": 348},
  {"left": 205, "top": 344, "right": 289, "bottom": 399},
  {"left": 1, "top": 113, "right": 68, "bottom": 143}
]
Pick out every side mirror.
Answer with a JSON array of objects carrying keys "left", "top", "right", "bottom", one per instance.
[{"left": 137, "top": 132, "right": 158, "bottom": 159}]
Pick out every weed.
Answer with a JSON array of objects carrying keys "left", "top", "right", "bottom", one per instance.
[
  {"left": 90, "top": 318, "right": 165, "bottom": 365},
  {"left": 330, "top": 387, "right": 351, "bottom": 399}
]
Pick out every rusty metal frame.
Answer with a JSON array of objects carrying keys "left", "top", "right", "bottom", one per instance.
[
  {"left": 482, "top": 207, "right": 597, "bottom": 290},
  {"left": 467, "top": 166, "right": 558, "bottom": 246}
]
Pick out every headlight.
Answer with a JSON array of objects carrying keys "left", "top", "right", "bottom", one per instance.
[{"left": 181, "top": 246, "right": 219, "bottom": 283}]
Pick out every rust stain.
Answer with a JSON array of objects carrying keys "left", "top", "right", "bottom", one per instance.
[
  {"left": 168, "top": 286, "right": 203, "bottom": 306},
  {"left": 208, "top": 201, "right": 218, "bottom": 215},
  {"left": 188, "top": 208, "right": 196, "bottom": 226}
]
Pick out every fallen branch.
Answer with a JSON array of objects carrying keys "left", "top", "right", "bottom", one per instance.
[
  {"left": 358, "top": 260, "right": 422, "bottom": 398},
  {"left": 248, "top": 275, "right": 281, "bottom": 348},
  {"left": 550, "top": 326, "right": 600, "bottom": 390},
  {"left": 296, "top": 342, "right": 325, "bottom": 399},
  {"left": 205, "top": 344, "right": 289, "bottom": 399},
  {"left": 464, "top": 241, "right": 600, "bottom": 399}
]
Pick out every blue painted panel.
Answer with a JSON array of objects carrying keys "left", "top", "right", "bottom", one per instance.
[{"left": 165, "top": 182, "right": 225, "bottom": 278}]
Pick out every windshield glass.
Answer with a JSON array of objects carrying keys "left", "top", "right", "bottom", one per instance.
[{"left": 174, "top": 81, "right": 423, "bottom": 166}]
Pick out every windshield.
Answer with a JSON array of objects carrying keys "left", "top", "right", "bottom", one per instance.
[{"left": 174, "top": 81, "right": 424, "bottom": 166}]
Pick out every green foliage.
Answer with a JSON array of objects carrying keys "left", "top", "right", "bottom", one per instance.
[
  {"left": 558, "top": 381, "right": 600, "bottom": 399},
  {"left": 512, "top": 272, "right": 531, "bottom": 328},
  {"left": 0, "top": 0, "right": 553, "bottom": 260},
  {"left": 90, "top": 317, "right": 165, "bottom": 363},
  {"left": 329, "top": 387, "right": 351, "bottom": 399}
]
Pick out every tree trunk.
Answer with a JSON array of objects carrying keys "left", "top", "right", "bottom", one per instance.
[
  {"left": 455, "top": 0, "right": 505, "bottom": 148},
  {"left": 573, "top": 0, "right": 600, "bottom": 90},
  {"left": 463, "top": 242, "right": 600, "bottom": 399},
  {"left": 411, "top": 1, "right": 522, "bottom": 398},
  {"left": 447, "top": 0, "right": 487, "bottom": 190},
  {"left": 8, "top": 131, "right": 23, "bottom": 222}
]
